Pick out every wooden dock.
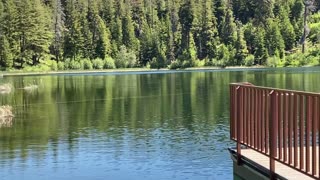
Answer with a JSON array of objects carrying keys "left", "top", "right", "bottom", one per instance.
[
  {"left": 241, "top": 148, "right": 318, "bottom": 180},
  {"left": 230, "top": 83, "right": 320, "bottom": 179}
]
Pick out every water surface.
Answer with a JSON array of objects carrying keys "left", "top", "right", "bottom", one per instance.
[{"left": 0, "top": 67, "right": 319, "bottom": 180}]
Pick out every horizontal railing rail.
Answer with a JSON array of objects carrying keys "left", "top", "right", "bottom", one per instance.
[{"left": 230, "top": 83, "right": 320, "bottom": 179}]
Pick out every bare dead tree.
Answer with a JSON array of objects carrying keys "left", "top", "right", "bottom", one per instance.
[{"left": 302, "top": 0, "right": 315, "bottom": 53}]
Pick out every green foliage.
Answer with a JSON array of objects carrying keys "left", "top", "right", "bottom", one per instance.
[
  {"left": 253, "top": 27, "right": 268, "bottom": 64},
  {"left": 69, "top": 60, "right": 82, "bottom": 70},
  {"left": 115, "top": 45, "right": 137, "bottom": 68},
  {"left": 22, "top": 60, "right": 58, "bottom": 72},
  {"left": 0, "top": 0, "right": 317, "bottom": 71},
  {"left": 309, "top": 22, "right": 320, "bottom": 44},
  {"left": 0, "top": 35, "right": 13, "bottom": 68},
  {"left": 179, "top": 0, "right": 194, "bottom": 53},
  {"left": 220, "top": 9, "right": 237, "bottom": 46},
  {"left": 266, "top": 56, "right": 281, "bottom": 67},
  {"left": 104, "top": 57, "right": 116, "bottom": 69},
  {"left": 193, "top": 59, "right": 205, "bottom": 67},
  {"left": 234, "top": 22, "right": 248, "bottom": 65},
  {"left": 57, "top": 61, "right": 65, "bottom": 70},
  {"left": 149, "top": 58, "right": 160, "bottom": 69},
  {"left": 284, "top": 54, "right": 303, "bottom": 67},
  {"left": 265, "top": 19, "right": 285, "bottom": 58},
  {"left": 278, "top": 8, "right": 296, "bottom": 50},
  {"left": 244, "top": 55, "right": 255, "bottom": 66},
  {"left": 168, "top": 61, "right": 182, "bottom": 70},
  {"left": 310, "top": 13, "right": 320, "bottom": 24},
  {"left": 182, "top": 60, "right": 192, "bottom": 68},
  {"left": 62, "top": 59, "right": 82, "bottom": 70},
  {"left": 204, "top": 59, "right": 216, "bottom": 67},
  {"left": 45, "top": 60, "right": 58, "bottom": 71},
  {"left": 83, "top": 59, "right": 93, "bottom": 70},
  {"left": 92, "top": 58, "right": 104, "bottom": 69},
  {"left": 216, "top": 44, "right": 234, "bottom": 67}
]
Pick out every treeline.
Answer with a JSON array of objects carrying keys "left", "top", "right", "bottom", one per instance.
[{"left": 0, "top": 0, "right": 319, "bottom": 71}]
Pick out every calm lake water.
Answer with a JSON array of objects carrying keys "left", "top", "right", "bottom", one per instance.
[{"left": 0, "top": 67, "right": 320, "bottom": 180}]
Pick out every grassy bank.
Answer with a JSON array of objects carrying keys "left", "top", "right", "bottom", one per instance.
[
  {"left": 0, "top": 65, "right": 297, "bottom": 77},
  {"left": 1, "top": 45, "right": 320, "bottom": 77}
]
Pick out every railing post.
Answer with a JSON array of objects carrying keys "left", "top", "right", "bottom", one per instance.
[
  {"left": 236, "top": 86, "right": 242, "bottom": 165},
  {"left": 269, "top": 90, "right": 277, "bottom": 180}
]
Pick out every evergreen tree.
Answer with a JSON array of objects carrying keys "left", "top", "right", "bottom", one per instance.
[
  {"left": 220, "top": 8, "right": 237, "bottom": 46},
  {"left": 0, "top": 36, "right": 13, "bottom": 68},
  {"left": 193, "top": 0, "right": 219, "bottom": 60},
  {"left": 1, "top": 0, "right": 18, "bottom": 65},
  {"left": 243, "top": 22, "right": 255, "bottom": 54},
  {"left": 253, "top": 27, "right": 268, "bottom": 64},
  {"left": 232, "top": 0, "right": 254, "bottom": 23},
  {"left": 234, "top": 21, "right": 248, "bottom": 65},
  {"left": 122, "top": 10, "right": 139, "bottom": 52},
  {"left": 251, "top": 0, "right": 274, "bottom": 25},
  {"left": 95, "top": 16, "right": 111, "bottom": 59},
  {"left": 63, "top": 0, "right": 84, "bottom": 60},
  {"left": 100, "top": 0, "right": 114, "bottom": 25},
  {"left": 51, "top": 0, "right": 65, "bottom": 61},
  {"left": 278, "top": 7, "right": 296, "bottom": 50},
  {"left": 291, "top": 0, "right": 304, "bottom": 42},
  {"left": 178, "top": 0, "right": 194, "bottom": 56},
  {"left": 265, "top": 19, "right": 285, "bottom": 57},
  {"left": 10, "top": 0, "right": 53, "bottom": 67},
  {"left": 166, "top": 0, "right": 180, "bottom": 62},
  {"left": 13, "top": 0, "right": 33, "bottom": 67},
  {"left": 0, "top": 2, "right": 13, "bottom": 68},
  {"left": 29, "top": 0, "right": 53, "bottom": 65},
  {"left": 0, "top": 0, "right": 316, "bottom": 70}
]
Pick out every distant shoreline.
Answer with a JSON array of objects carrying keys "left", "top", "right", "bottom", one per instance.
[{"left": 1, "top": 65, "right": 316, "bottom": 77}]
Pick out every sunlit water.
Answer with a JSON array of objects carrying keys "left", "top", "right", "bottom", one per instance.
[{"left": 0, "top": 67, "right": 320, "bottom": 180}]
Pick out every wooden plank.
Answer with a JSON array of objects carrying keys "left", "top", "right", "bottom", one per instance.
[{"left": 240, "top": 147, "right": 319, "bottom": 180}]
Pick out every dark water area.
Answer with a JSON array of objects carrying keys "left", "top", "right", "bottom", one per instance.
[{"left": 0, "top": 67, "right": 319, "bottom": 180}]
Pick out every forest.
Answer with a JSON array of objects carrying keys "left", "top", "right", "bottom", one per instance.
[{"left": 0, "top": 0, "right": 319, "bottom": 71}]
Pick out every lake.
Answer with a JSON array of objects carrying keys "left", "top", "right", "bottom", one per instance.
[{"left": 0, "top": 67, "right": 319, "bottom": 180}]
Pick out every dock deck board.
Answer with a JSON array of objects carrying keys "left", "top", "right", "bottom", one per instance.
[{"left": 241, "top": 147, "right": 319, "bottom": 180}]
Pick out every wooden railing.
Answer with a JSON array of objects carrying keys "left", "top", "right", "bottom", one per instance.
[{"left": 230, "top": 83, "right": 320, "bottom": 179}]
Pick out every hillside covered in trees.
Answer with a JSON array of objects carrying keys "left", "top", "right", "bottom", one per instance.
[{"left": 0, "top": 0, "right": 319, "bottom": 71}]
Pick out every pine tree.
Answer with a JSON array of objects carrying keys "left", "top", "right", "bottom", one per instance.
[
  {"left": 232, "top": 0, "right": 254, "bottom": 23},
  {"left": 234, "top": 21, "right": 248, "bottom": 65},
  {"left": 251, "top": 0, "right": 274, "bottom": 25},
  {"left": 0, "top": 1, "right": 3, "bottom": 30},
  {"left": 0, "top": 2, "right": 13, "bottom": 68},
  {"left": 0, "top": 0, "right": 315, "bottom": 70},
  {"left": 178, "top": 0, "right": 194, "bottom": 56},
  {"left": 1, "top": 0, "right": 18, "bottom": 66},
  {"left": 243, "top": 22, "right": 255, "bottom": 54},
  {"left": 265, "top": 19, "right": 285, "bottom": 57},
  {"left": 110, "top": 0, "right": 123, "bottom": 50},
  {"left": 95, "top": 16, "right": 111, "bottom": 59},
  {"left": 51, "top": 0, "right": 65, "bottom": 61},
  {"left": 0, "top": 35, "right": 13, "bottom": 68},
  {"left": 166, "top": 0, "right": 180, "bottom": 63},
  {"left": 100, "top": 0, "right": 114, "bottom": 25},
  {"left": 13, "top": 0, "right": 33, "bottom": 67},
  {"left": 122, "top": 10, "right": 139, "bottom": 52},
  {"left": 278, "top": 7, "right": 296, "bottom": 50},
  {"left": 253, "top": 27, "right": 268, "bottom": 64},
  {"left": 29, "top": 0, "right": 53, "bottom": 65},
  {"left": 63, "top": 0, "right": 84, "bottom": 60},
  {"left": 220, "top": 8, "right": 237, "bottom": 46},
  {"left": 215, "top": 0, "right": 227, "bottom": 26},
  {"left": 193, "top": 0, "right": 219, "bottom": 60}
]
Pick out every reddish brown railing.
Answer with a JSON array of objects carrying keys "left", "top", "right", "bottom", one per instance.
[{"left": 230, "top": 83, "right": 320, "bottom": 179}]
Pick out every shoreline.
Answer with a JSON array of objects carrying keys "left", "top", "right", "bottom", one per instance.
[{"left": 0, "top": 65, "right": 315, "bottom": 77}]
